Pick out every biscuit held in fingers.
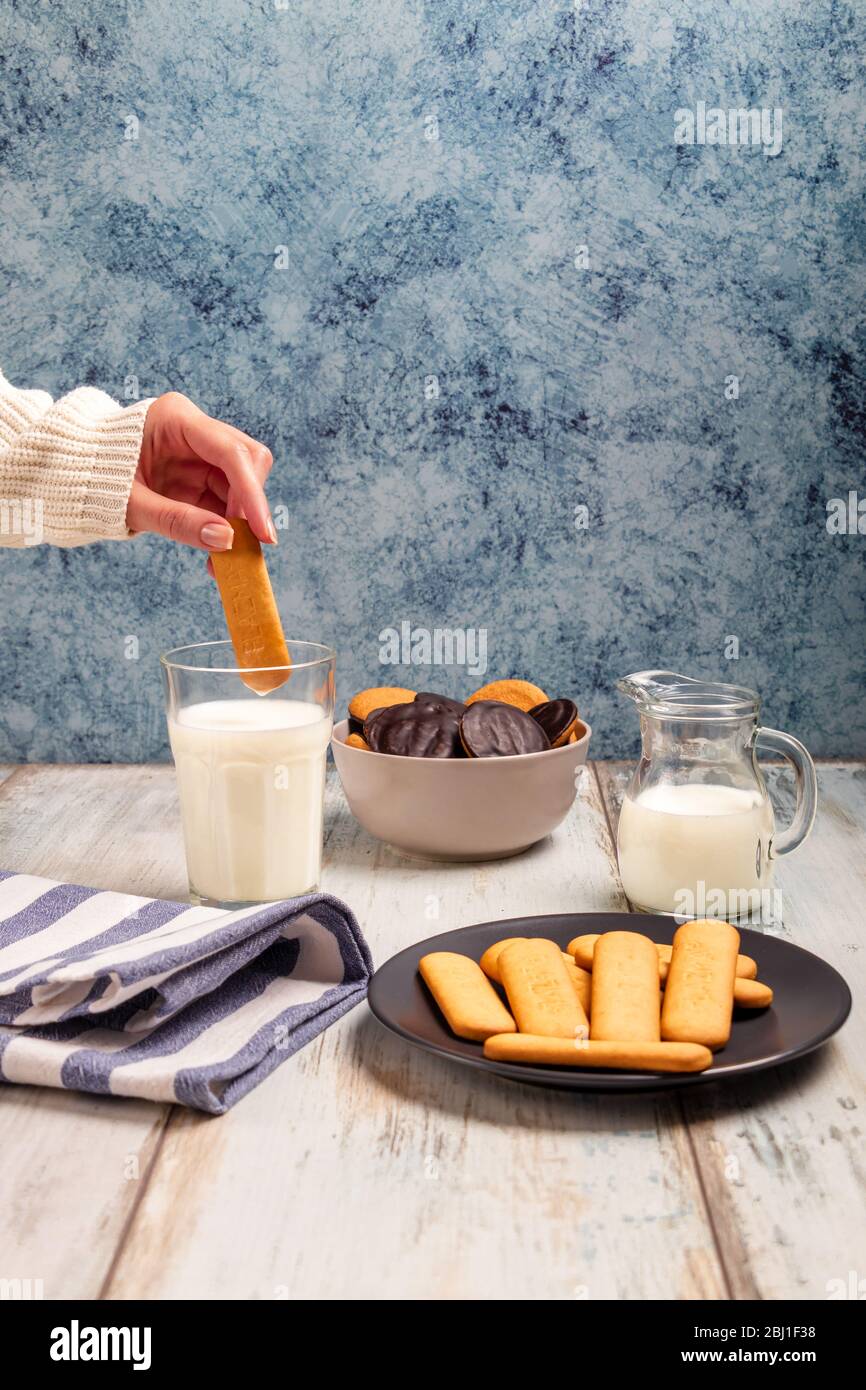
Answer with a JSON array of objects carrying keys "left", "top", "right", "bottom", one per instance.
[
  {"left": 499, "top": 938, "right": 589, "bottom": 1039},
  {"left": 661, "top": 919, "right": 740, "bottom": 1050},
  {"left": 419, "top": 952, "right": 516, "bottom": 1042},
  {"left": 483, "top": 1035, "right": 713, "bottom": 1073},
  {"left": 210, "top": 518, "right": 290, "bottom": 694},
  {"left": 590, "top": 931, "right": 660, "bottom": 1042},
  {"left": 479, "top": 937, "right": 527, "bottom": 983}
]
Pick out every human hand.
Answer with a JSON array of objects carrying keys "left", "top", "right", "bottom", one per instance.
[{"left": 127, "top": 392, "right": 277, "bottom": 551}]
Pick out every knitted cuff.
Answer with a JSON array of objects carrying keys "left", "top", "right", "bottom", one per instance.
[{"left": 35, "top": 389, "right": 156, "bottom": 545}]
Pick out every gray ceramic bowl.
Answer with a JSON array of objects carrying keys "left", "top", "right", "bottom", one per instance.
[{"left": 331, "top": 717, "right": 592, "bottom": 861}]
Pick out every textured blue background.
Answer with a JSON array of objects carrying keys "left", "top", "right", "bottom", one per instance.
[{"left": 1, "top": 0, "right": 864, "bottom": 762}]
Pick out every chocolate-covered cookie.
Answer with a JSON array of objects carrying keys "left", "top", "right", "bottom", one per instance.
[
  {"left": 414, "top": 692, "right": 467, "bottom": 719},
  {"left": 528, "top": 698, "right": 579, "bottom": 748},
  {"left": 349, "top": 707, "right": 386, "bottom": 737},
  {"left": 460, "top": 700, "right": 551, "bottom": 758},
  {"left": 347, "top": 685, "right": 415, "bottom": 736},
  {"left": 356, "top": 706, "right": 387, "bottom": 739},
  {"left": 366, "top": 703, "right": 463, "bottom": 758}
]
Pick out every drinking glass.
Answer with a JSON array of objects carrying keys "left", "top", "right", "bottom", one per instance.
[{"left": 161, "top": 640, "right": 335, "bottom": 909}]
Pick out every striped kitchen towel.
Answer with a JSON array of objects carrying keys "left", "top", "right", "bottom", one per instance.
[{"left": 0, "top": 871, "right": 372, "bottom": 1114}]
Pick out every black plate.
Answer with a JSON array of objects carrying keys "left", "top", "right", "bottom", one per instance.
[{"left": 367, "top": 913, "right": 852, "bottom": 1091}]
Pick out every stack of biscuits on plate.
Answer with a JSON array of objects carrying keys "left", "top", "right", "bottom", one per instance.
[{"left": 420, "top": 920, "right": 773, "bottom": 1073}]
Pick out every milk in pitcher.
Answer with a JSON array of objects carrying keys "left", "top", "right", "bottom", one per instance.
[{"left": 617, "top": 782, "right": 774, "bottom": 917}]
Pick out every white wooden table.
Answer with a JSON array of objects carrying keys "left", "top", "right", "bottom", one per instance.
[{"left": 1, "top": 760, "right": 864, "bottom": 1301}]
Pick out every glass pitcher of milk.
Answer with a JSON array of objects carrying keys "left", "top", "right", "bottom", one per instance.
[{"left": 615, "top": 671, "right": 817, "bottom": 920}]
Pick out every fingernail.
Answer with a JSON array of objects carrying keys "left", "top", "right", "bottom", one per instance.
[
  {"left": 201, "top": 522, "right": 234, "bottom": 551},
  {"left": 266, "top": 517, "right": 278, "bottom": 545}
]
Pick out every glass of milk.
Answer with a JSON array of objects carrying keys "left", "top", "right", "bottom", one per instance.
[
  {"left": 161, "top": 640, "right": 335, "bottom": 908},
  {"left": 615, "top": 671, "right": 817, "bottom": 920}
]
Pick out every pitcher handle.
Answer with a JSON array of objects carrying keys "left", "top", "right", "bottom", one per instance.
[{"left": 755, "top": 727, "right": 818, "bottom": 858}]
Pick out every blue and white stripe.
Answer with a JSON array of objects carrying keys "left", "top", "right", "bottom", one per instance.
[{"left": 0, "top": 872, "right": 371, "bottom": 1113}]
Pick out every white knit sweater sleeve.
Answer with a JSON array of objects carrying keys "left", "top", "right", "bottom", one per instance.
[{"left": 0, "top": 369, "right": 155, "bottom": 547}]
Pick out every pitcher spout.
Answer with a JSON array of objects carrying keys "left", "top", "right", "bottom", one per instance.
[
  {"left": 615, "top": 670, "right": 760, "bottom": 718},
  {"left": 615, "top": 671, "right": 702, "bottom": 704}
]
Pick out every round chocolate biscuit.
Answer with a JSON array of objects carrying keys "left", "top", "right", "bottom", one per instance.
[
  {"left": 347, "top": 686, "right": 416, "bottom": 734},
  {"left": 459, "top": 700, "right": 551, "bottom": 758},
  {"left": 366, "top": 703, "right": 463, "bottom": 758},
  {"left": 360, "top": 706, "right": 388, "bottom": 741},
  {"left": 529, "top": 698, "right": 579, "bottom": 748},
  {"left": 465, "top": 678, "right": 548, "bottom": 712},
  {"left": 414, "top": 692, "right": 467, "bottom": 718}
]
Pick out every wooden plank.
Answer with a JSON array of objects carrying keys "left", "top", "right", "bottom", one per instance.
[
  {"left": 0, "top": 764, "right": 188, "bottom": 899},
  {"left": 0, "top": 765, "right": 182, "bottom": 1298},
  {"left": 0, "top": 1086, "right": 169, "bottom": 1300},
  {"left": 596, "top": 760, "right": 866, "bottom": 1300},
  {"left": 104, "top": 764, "right": 726, "bottom": 1300}
]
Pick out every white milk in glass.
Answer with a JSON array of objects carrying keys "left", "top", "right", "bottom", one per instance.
[
  {"left": 617, "top": 783, "right": 774, "bottom": 916},
  {"left": 169, "top": 700, "right": 331, "bottom": 905}
]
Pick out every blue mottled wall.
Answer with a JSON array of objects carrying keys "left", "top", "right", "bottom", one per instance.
[{"left": 1, "top": 0, "right": 864, "bottom": 762}]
